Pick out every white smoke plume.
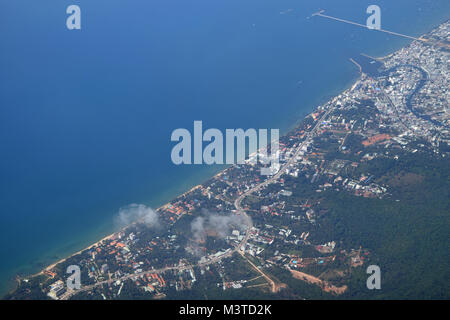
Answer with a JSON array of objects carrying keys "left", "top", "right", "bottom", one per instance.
[
  {"left": 114, "top": 204, "right": 159, "bottom": 228},
  {"left": 190, "top": 211, "right": 250, "bottom": 243}
]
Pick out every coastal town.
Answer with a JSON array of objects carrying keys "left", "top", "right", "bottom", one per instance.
[{"left": 7, "top": 20, "right": 449, "bottom": 300}]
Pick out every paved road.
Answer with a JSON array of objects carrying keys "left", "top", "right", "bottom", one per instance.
[{"left": 230, "top": 107, "right": 332, "bottom": 292}]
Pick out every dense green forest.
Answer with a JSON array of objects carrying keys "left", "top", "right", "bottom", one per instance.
[{"left": 314, "top": 153, "right": 450, "bottom": 299}]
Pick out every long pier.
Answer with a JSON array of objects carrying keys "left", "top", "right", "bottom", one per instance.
[{"left": 312, "top": 10, "right": 428, "bottom": 43}]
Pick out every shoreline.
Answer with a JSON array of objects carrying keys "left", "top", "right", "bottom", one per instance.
[{"left": 8, "top": 17, "right": 447, "bottom": 296}]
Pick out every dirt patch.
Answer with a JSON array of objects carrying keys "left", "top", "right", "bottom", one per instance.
[{"left": 289, "top": 268, "right": 347, "bottom": 295}]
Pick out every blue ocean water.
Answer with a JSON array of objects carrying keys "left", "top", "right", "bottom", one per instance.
[{"left": 0, "top": 0, "right": 449, "bottom": 295}]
